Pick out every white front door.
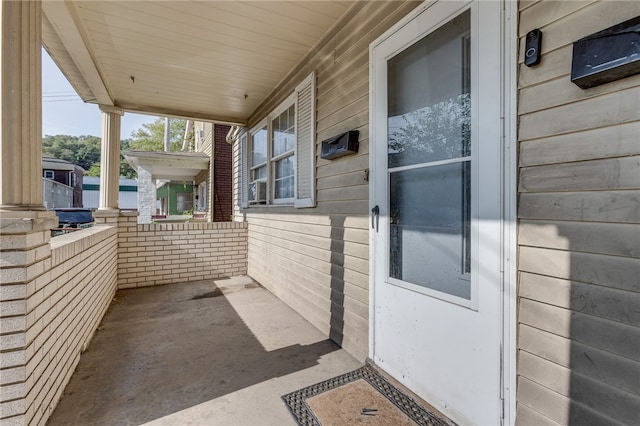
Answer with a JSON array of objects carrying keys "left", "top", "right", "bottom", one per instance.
[{"left": 370, "top": 1, "right": 504, "bottom": 424}]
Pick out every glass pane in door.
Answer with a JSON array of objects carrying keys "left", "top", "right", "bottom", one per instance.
[
  {"left": 389, "top": 162, "right": 471, "bottom": 299},
  {"left": 388, "top": 10, "right": 470, "bottom": 168},
  {"left": 387, "top": 10, "right": 471, "bottom": 300}
]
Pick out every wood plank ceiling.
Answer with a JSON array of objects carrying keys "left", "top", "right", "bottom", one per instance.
[{"left": 42, "top": 1, "right": 354, "bottom": 125}]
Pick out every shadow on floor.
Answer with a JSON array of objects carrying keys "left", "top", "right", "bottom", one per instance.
[{"left": 47, "top": 278, "right": 342, "bottom": 425}]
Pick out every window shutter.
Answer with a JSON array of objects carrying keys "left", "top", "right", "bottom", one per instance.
[
  {"left": 239, "top": 132, "right": 249, "bottom": 208},
  {"left": 294, "top": 72, "right": 316, "bottom": 208}
]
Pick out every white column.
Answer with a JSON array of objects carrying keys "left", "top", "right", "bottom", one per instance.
[
  {"left": 0, "top": 0, "right": 44, "bottom": 210},
  {"left": 98, "top": 105, "right": 123, "bottom": 211},
  {"left": 0, "top": 3, "right": 58, "bottom": 425}
]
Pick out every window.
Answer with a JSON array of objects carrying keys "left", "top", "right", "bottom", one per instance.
[
  {"left": 240, "top": 72, "right": 315, "bottom": 208},
  {"left": 271, "top": 104, "right": 295, "bottom": 201},
  {"left": 251, "top": 125, "right": 268, "bottom": 184},
  {"left": 197, "top": 182, "right": 207, "bottom": 211},
  {"left": 176, "top": 193, "right": 193, "bottom": 213},
  {"left": 44, "top": 170, "right": 54, "bottom": 179}
]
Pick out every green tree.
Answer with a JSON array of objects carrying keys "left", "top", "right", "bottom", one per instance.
[
  {"left": 119, "top": 139, "right": 137, "bottom": 178},
  {"left": 84, "top": 163, "right": 101, "bottom": 177},
  {"left": 127, "top": 118, "right": 190, "bottom": 152},
  {"left": 84, "top": 139, "right": 137, "bottom": 179},
  {"left": 43, "top": 117, "right": 191, "bottom": 179},
  {"left": 42, "top": 134, "right": 101, "bottom": 171}
]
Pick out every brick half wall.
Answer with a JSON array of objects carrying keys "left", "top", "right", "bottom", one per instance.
[
  {"left": 0, "top": 224, "right": 118, "bottom": 425},
  {"left": 116, "top": 213, "right": 248, "bottom": 288}
]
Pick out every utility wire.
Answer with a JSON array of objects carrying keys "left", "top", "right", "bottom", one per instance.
[{"left": 42, "top": 91, "right": 81, "bottom": 103}]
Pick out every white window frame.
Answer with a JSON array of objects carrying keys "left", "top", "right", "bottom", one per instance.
[
  {"left": 197, "top": 181, "right": 207, "bottom": 211},
  {"left": 249, "top": 120, "right": 269, "bottom": 204},
  {"left": 241, "top": 71, "right": 316, "bottom": 209},
  {"left": 44, "top": 170, "right": 54, "bottom": 179},
  {"left": 270, "top": 93, "right": 296, "bottom": 205}
]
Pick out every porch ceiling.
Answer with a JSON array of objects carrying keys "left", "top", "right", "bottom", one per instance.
[{"left": 42, "top": 1, "right": 355, "bottom": 125}]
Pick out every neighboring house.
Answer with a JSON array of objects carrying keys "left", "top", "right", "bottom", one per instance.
[
  {"left": 122, "top": 122, "right": 233, "bottom": 222},
  {"left": 122, "top": 150, "right": 209, "bottom": 223},
  {"left": 156, "top": 181, "right": 193, "bottom": 216},
  {"left": 3, "top": 2, "right": 636, "bottom": 426},
  {"left": 42, "top": 156, "right": 83, "bottom": 207},
  {"left": 82, "top": 176, "right": 138, "bottom": 210}
]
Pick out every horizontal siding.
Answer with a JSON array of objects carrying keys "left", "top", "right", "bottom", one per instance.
[
  {"left": 519, "top": 88, "right": 640, "bottom": 141},
  {"left": 519, "top": 190, "right": 640, "bottom": 223},
  {"left": 519, "top": 220, "right": 639, "bottom": 258},
  {"left": 519, "top": 351, "right": 639, "bottom": 425},
  {"left": 517, "top": 376, "right": 624, "bottom": 426},
  {"left": 519, "top": 272, "right": 640, "bottom": 326},
  {"left": 518, "top": 323, "right": 640, "bottom": 398},
  {"left": 516, "top": 1, "right": 640, "bottom": 425},
  {"left": 519, "top": 156, "right": 640, "bottom": 192},
  {"left": 519, "top": 122, "right": 640, "bottom": 167}
]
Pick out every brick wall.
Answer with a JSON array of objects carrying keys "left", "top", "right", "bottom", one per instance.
[
  {"left": 0, "top": 223, "right": 118, "bottom": 425},
  {"left": 213, "top": 125, "right": 232, "bottom": 222},
  {"left": 116, "top": 214, "right": 247, "bottom": 288}
]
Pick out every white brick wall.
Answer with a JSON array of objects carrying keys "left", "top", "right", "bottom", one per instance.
[
  {"left": 116, "top": 215, "right": 248, "bottom": 288},
  {"left": 0, "top": 225, "right": 117, "bottom": 425}
]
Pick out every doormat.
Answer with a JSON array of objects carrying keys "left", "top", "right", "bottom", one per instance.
[{"left": 282, "top": 365, "right": 454, "bottom": 426}]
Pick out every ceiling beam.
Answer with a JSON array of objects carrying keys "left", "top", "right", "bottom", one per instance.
[
  {"left": 42, "top": 1, "right": 112, "bottom": 105},
  {"left": 119, "top": 103, "right": 248, "bottom": 127}
]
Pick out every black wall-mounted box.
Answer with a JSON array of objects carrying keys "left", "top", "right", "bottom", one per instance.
[
  {"left": 571, "top": 16, "right": 640, "bottom": 89},
  {"left": 320, "top": 130, "right": 359, "bottom": 160}
]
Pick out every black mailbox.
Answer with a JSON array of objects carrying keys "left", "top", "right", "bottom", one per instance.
[
  {"left": 320, "top": 130, "right": 359, "bottom": 160},
  {"left": 571, "top": 16, "right": 640, "bottom": 89}
]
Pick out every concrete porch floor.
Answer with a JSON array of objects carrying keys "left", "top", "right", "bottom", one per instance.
[{"left": 47, "top": 276, "right": 361, "bottom": 425}]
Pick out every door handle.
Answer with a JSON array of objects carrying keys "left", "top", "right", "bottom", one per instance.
[{"left": 371, "top": 205, "right": 379, "bottom": 231}]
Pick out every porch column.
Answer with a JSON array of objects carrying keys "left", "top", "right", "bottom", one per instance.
[
  {"left": 137, "top": 163, "right": 154, "bottom": 224},
  {"left": 0, "top": 2, "right": 57, "bottom": 425},
  {"left": 98, "top": 105, "right": 123, "bottom": 212},
  {"left": 0, "top": 0, "right": 44, "bottom": 210}
]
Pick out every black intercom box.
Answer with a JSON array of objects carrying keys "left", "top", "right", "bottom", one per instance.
[
  {"left": 320, "top": 130, "right": 359, "bottom": 160},
  {"left": 571, "top": 16, "right": 640, "bottom": 89}
]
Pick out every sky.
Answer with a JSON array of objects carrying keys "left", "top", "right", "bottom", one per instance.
[{"left": 42, "top": 49, "right": 157, "bottom": 139}]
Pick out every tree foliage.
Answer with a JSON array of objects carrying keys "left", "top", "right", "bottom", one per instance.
[
  {"left": 82, "top": 138, "right": 136, "bottom": 179},
  {"left": 43, "top": 117, "right": 192, "bottom": 179},
  {"left": 128, "top": 118, "right": 190, "bottom": 152},
  {"left": 42, "top": 134, "right": 101, "bottom": 171}
]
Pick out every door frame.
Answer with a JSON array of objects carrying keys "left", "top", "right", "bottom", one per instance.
[{"left": 367, "top": 1, "right": 518, "bottom": 424}]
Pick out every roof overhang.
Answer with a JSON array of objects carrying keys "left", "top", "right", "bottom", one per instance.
[
  {"left": 42, "top": 1, "right": 357, "bottom": 125},
  {"left": 42, "top": 156, "right": 84, "bottom": 172},
  {"left": 122, "top": 151, "right": 209, "bottom": 182}
]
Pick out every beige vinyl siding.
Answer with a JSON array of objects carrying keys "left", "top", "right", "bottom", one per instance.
[
  {"left": 516, "top": 1, "right": 640, "bottom": 425},
  {"left": 239, "top": 1, "right": 422, "bottom": 361},
  {"left": 196, "top": 122, "right": 213, "bottom": 156}
]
